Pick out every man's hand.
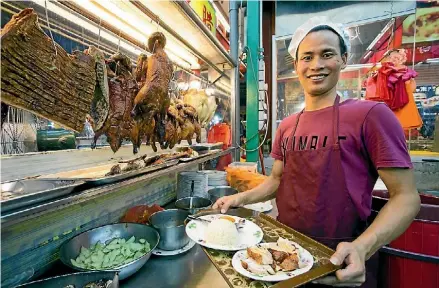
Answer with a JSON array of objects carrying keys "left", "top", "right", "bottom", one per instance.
[
  {"left": 212, "top": 193, "right": 245, "bottom": 213},
  {"left": 313, "top": 242, "right": 366, "bottom": 287}
]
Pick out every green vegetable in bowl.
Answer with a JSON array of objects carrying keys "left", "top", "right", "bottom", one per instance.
[{"left": 71, "top": 236, "right": 150, "bottom": 270}]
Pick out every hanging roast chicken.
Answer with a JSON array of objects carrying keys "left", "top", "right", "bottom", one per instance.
[
  {"left": 92, "top": 52, "right": 144, "bottom": 154},
  {"left": 132, "top": 32, "right": 173, "bottom": 150}
]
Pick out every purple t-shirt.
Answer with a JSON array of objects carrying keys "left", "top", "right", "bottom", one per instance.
[{"left": 271, "top": 99, "right": 412, "bottom": 220}]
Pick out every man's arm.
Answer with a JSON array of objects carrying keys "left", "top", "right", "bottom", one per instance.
[
  {"left": 240, "top": 159, "right": 284, "bottom": 205},
  {"left": 353, "top": 168, "right": 420, "bottom": 259}
]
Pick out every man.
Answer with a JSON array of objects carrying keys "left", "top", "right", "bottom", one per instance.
[{"left": 213, "top": 17, "right": 420, "bottom": 287}]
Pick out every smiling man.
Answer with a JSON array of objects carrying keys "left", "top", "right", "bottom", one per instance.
[{"left": 213, "top": 17, "right": 420, "bottom": 287}]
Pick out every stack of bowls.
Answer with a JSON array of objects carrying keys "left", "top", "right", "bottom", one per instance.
[{"left": 177, "top": 171, "right": 208, "bottom": 199}]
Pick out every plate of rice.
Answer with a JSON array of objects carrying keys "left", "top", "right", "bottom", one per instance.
[{"left": 185, "top": 214, "right": 263, "bottom": 251}]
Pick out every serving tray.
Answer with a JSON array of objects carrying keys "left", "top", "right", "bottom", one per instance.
[
  {"left": 194, "top": 208, "right": 340, "bottom": 288},
  {"left": 1, "top": 178, "right": 84, "bottom": 213}
]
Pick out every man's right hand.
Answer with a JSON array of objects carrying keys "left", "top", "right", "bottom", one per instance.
[{"left": 212, "top": 193, "right": 245, "bottom": 213}]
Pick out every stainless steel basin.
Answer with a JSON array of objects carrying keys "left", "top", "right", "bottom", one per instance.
[
  {"left": 59, "top": 223, "right": 159, "bottom": 280},
  {"left": 149, "top": 209, "right": 190, "bottom": 251}
]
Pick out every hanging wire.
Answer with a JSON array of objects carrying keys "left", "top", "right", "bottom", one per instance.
[
  {"left": 97, "top": 17, "right": 102, "bottom": 49},
  {"left": 411, "top": 8, "right": 417, "bottom": 71},
  {"left": 117, "top": 28, "right": 121, "bottom": 52},
  {"left": 44, "top": 0, "right": 58, "bottom": 69},
  {"left": 408, "top": 6, "right": 418, "bottom": 151},
  {"left": 386, "top": 1, "right": 395, "bottom": 53},
  {"left": 235, "top": 46, "right": 270, "bottom": 152},
  {"left": 81, "top": 26, "right": 85, "bottom": 49}
]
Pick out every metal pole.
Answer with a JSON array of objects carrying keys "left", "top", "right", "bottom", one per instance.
[
  {"left": 245, "top": 0, "right": 260, "bottom": 162},
  {"left": 230, "top": 0, "right": 240, "bottom": 161}
]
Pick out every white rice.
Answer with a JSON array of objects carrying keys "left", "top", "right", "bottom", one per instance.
[{"left": 205, "top": 218, "right": 239, "bottom": 246}]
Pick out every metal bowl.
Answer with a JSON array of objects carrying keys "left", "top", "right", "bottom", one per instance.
[
  {"left": 149, "top": 209, "right": 190, "bottom": 251},
  {"left": 208, "top": 186, "right": 238, "bottom": 203},
  {"left": 175, "top": 196, "right": 212, "bottom": 215},
  {"left": 16, "top": 271, "right": 117, "bottom": 288},
  {"left": 59, "top": 223, "right": 159, "bottom": 280}
]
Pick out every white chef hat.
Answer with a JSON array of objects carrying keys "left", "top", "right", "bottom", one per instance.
[{"left": 288, "top": 16, "right": 351, "bottom": 60}]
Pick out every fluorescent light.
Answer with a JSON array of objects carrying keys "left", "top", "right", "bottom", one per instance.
[
  {"left": 426, "top": 58, "right": 439, "bottom": 63},
  {"left": 366, "top": 18, "right": 395, "bottom": 51},
  {"left": 33, "top": 0, "right": 199, "bottom": 70},
  {"left": 73, "top": 0, "right": 199, "bottom": 69},
  {"left": 32, "top": 0, "right": 144, "bottom": 56}
]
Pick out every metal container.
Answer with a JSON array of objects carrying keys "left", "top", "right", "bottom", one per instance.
[
  {"left": 175, "top": 197, "right": 212, "bottom": 215},
  {"left": 208, "top": 186, "right": 237, "bottom": 203},
  {"left": 1, "top": 179, "right": 84, "bottom": 213},
  {"left": 60, "top": 223, "right": 159, "bottom": 280},
  {"left": 177, "top": 171, "right": 208, "bottom": 199},
  {"left": 16, "top": 271, "right": 117, "bottom": 288},
  {"left": 149, "top": 209, "right": 190, "bottom": 251}
]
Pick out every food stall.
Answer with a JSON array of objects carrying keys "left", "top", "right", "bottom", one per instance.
[
  {"left": 3, "top": 1, "right": 437, "bottom": 288},
  {"left": 1, "top": 0, "right": 346, "bottom": 287},
  {"left": 0, "top": 0, "right": 238, "bottom": 286}
]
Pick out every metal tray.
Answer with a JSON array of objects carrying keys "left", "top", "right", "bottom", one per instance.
[
  {"left": 189, "top": 143, "right": 223, "bottom": 152},
  {"left": 83, "top": 159, "right": 179, "bottom": 186},
  {"left": 178, "top": 149, "right": 223, "bottom": 163},
  {"left": 16, "top": 271, "right": 117, "bottom": 288},
  {"left": 194, "top": 208, "right": 341, "bottom": 288},
  {"left": 1, "top": 179, "right": 84, "bottom": 213}
]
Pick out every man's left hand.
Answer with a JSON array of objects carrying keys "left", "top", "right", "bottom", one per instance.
[{"left": 312, "top": 242, "right": 366, "bottom": 287}]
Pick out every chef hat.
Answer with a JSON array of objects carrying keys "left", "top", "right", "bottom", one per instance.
[{"left": 288, "top": 16, "right": 351, "bottom": 60}]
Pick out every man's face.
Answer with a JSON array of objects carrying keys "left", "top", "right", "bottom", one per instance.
[{"left": 294, "top": 30, "right": 347, "bottom": 97}]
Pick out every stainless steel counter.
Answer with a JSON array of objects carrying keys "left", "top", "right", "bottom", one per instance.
[
  {"left": 122, "top": 201, "right": 278, "bottom": 288},
  {"left": 123, "top": 245, "right": 229, "bottom": 288}
]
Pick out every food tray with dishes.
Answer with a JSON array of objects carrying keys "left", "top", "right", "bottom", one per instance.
[
  {"left": 192, "top": 208, "right": 340, "bottom": 288},
  {"left": 1, "top": 179, "right": 85, "bottom": 213}
]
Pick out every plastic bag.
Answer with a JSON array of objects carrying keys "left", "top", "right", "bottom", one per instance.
[{"left": 225, "top": 167, "right": 267, "bottom": 192}]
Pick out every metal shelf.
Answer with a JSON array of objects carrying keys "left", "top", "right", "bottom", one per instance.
[{"left": 1, "top": 148, "right": 235, "bottom": 227}]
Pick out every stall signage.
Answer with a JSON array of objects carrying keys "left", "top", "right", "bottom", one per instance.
[
  {"left": 402, "top": 3, "right": 439, "bottom": 44},
  {"left": 190, "top": 0, "right": 217, "bottom": 35}
]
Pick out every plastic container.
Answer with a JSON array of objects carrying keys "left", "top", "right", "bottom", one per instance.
[
  {"left": 227, "top": 162, "right": 258, "bottom": 173},
  {"left": 372, "top": 190, "right": 439, "bottom": 288}
]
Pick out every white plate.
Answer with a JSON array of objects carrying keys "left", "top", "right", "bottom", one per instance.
[
  {"left": 185, "top": 214, "right": 263, "bottom": 251},
  {"left": 244, "top": 201, "right": 273, "bottom": 213},
  {"left": 232, "top": 241, "right": 314, "bottom": 282},
  {"left": 152, "top": 240, "right": 196, "bottom": 256}
]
